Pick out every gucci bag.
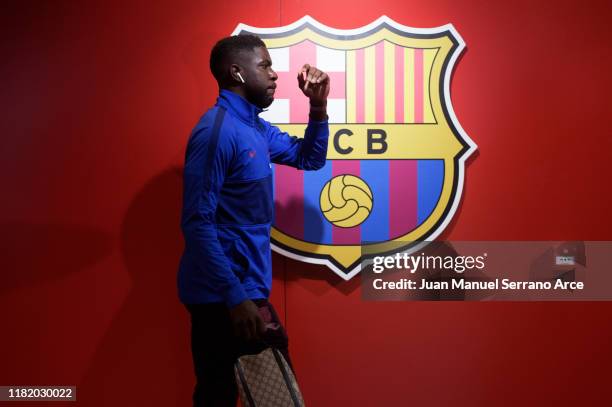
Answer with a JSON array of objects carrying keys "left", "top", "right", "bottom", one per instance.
[{"left": 234, "top": 347, "right": 305, "bottom": 407}]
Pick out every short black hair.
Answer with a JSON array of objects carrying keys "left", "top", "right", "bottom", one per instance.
[{"left": 209, "top": 34, "right": 266, "bottom": 85}]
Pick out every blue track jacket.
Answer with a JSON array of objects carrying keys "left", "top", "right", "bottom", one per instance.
[{"left": 178, "top": 90, "right": 329, "bottom": 306}]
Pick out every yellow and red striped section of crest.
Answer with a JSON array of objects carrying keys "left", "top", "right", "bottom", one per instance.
[{"left": 346, "top": 41, "right": 437, "bottom": 124}]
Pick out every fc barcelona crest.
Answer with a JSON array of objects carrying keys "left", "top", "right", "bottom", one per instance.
[{"left": 233, "top": 16, "right": 477, "bottom": 279}]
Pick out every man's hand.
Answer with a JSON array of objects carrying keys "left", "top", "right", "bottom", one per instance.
[
  {"left": 297, "top": 64, "right": 330, "bottom": 106},
  {"left": 229, "top": 299, "right": 265, "bottom": 342}
]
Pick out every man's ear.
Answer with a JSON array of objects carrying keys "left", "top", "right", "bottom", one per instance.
[{"left": 230, "top": 64, "right": 245, "bottom": 83}]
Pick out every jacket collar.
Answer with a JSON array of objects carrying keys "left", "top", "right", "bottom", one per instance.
[{"left": 216, "top": 89, "right": 263, "bottom": 127}]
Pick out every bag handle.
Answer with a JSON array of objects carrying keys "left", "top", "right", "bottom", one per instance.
[
  {"left": 235, "top": 359, "right": 257, "bottom": 407},
  {"left": 271, "top": 348, "right": 301, "bottom": 407}
]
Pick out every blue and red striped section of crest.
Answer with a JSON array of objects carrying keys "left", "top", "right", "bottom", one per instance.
[{"left": 272, "top": 159, "right": 443, "bottom": 245}]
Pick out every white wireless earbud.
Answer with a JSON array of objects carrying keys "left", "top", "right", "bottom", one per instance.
[{"left": 236, "top": 72, "right": 245, "bottom": 83}]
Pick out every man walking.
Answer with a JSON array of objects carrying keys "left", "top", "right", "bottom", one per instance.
[{"left": 178, "top": 34, "right": 330, "bottom": 406}]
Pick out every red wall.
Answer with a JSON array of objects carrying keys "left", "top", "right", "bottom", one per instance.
[{"left": 1, "top": 0, "right": 611, "bottom": 405}]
